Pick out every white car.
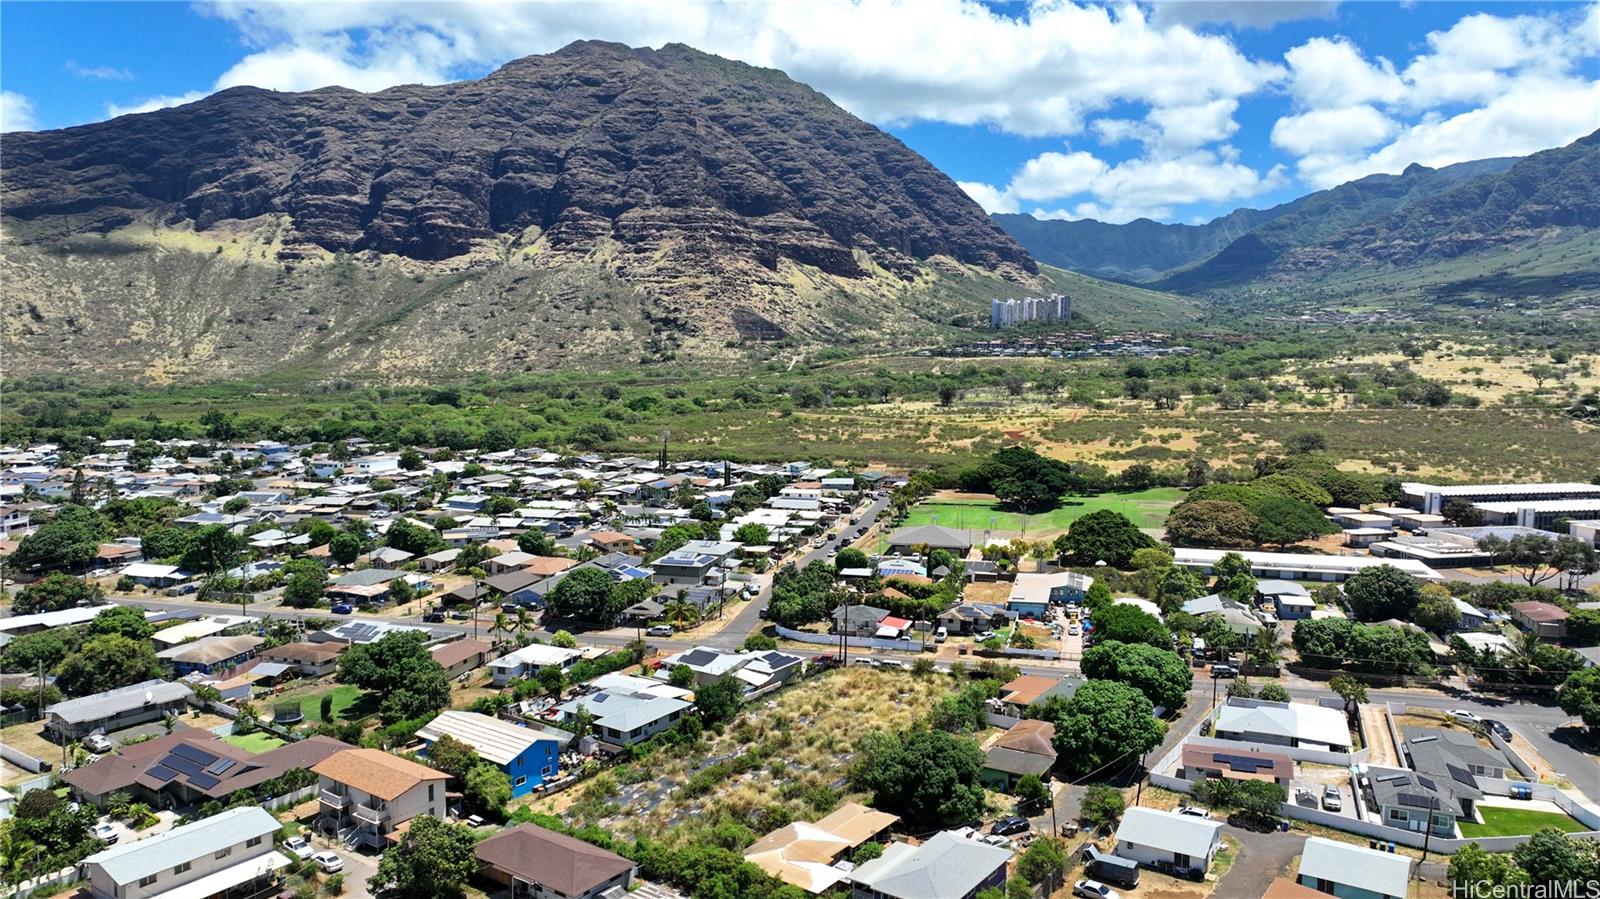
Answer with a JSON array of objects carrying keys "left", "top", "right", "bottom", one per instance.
[
  {"left": 1074, "top": 879, "right": 1121, "bottom": 899},
  {"left": 1176, "top": 805, "right": 1210, "bottom": 818},
  {"left": 90, "top": 822, "right": 118, "bottom": 844},
  {"left": 83, "top": 733, "right": 114, "bottom": 754},
  {"left": 282, "top": 836, "right": 315, "bottom": 860},
  {"left": 1449, "top": 709, "right": 1484, "bottom": 725},
  {"left": 975, "top": 630, "right": 998, "bottom": 642},
  {"left": 311, "top": 851, "right": 343, "bottom": 874}
]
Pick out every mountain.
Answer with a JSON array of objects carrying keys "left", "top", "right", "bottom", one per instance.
[
  {"left": 993, "top": 206, "right": 1283, "bottom": 283},
  {"left": 7, "top": 41, "right": 1172, "bottom": 380}
]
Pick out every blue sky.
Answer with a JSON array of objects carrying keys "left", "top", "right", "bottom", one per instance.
[{"left": 3, "top": 1, "right": 1596, "bottom": 225}]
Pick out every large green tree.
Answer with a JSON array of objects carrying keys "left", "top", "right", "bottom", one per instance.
[
  {"left": 386, "top": 520, "right": 444, "bottom": 556},
  {"left": 545, "top": 567, "right": 627, "bottom": 626},
  {"left": 86, "top": 605, "right": 154, "bottom": 640},
  {"left": 337, "top": 631, "right": 451, "bottom": 723},
  {"left": 1558, "top": 667, "right": 1600, "bottom": 732},
  {"left": 371, "top": 816, "right": 479, "bottom": 899},
  {"left": 11, "top": 505, "right": 110, "bottom": 572},
  {"left": 11, "top": 573, "right": 103, "bottom": 615},
  {"left": 1086, "top": 604, "right": 1171, "bottom": 650},
  {"left": 1081, "top": 640, "right": 1192, "bottom": 710},
  {"left": 1343, "top": 565, "right": 1423, "bottom": 622},
  {"left": 1054, "top": 510, "right": 1156, "bottom": 568},
  {"left": 1044, "top": 680, "right": 1165, "bottom": 777},
  {"left": 54, "top": 635, "right": 164, "bottom": 696},
  {"left": 179, "top": 525, "right": 247, "bottom": 575},
  {"left": 1163, "top": 500, "right": 1257, "bottom": 548},
  {"left": 1512, "top": 829, "right": 1596, "bottom": 890},
  {"left": 850, "top": 730, "right": 985, "bottom": 825},
  {"left": 1250, "top": 495, "right": 1337, "bottom": 546}
]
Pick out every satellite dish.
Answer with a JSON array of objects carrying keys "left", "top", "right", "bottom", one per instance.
[
  {"left": 1094, "top": 560, "right": 1107, "bottom": 568},
  {"left": 144, "top": 690, "right": 154, "bottom": 704}
]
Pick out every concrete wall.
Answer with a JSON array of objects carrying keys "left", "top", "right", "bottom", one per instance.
[{"left": 0, "top": 743, "right": 50, "bottom": 774}]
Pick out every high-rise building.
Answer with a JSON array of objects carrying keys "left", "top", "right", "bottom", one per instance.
[{"left": 991, "top": 293, "right": 1070, "bottom": 328}]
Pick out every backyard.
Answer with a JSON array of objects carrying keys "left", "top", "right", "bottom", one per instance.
[
  {"left": 1458, "top": 806, "right": 1589, "bottom": 838},
  {"left": 882, "top": 488, "right": 1183, "bottom": 548},
  {"left": 221, "top": 732, "right": 287, "bottom": 752},
  {"left": 280, "top": 684, "right": 375, "bottom": 724}
]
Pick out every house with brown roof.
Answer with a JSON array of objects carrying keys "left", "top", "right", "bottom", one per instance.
[
  {"left": 994, "top": 674, "right": 1084, "bottom": 718},
  {"left": 1178, "top": 744, "right": 1293, "bottom": 788},
  {"left": 744, "top": 802, "right": 901, "bottom": 894},
  {"left": 1510, "top": 601, "right": 1570, "bottom": 640},
  {"left": 522, "top": 555, "right": 580, "bottom": 577},
  {"left": 63, "top": 728, "right": 349, "bottom": 809},
  {"left": 430, "top": 638, "right": 494, "bottom": 678},
  {"left": 981, "top": 719, "right": 1057, "bottom": 789},
  {"left": 475, "top": 823, "right": 637, "bottom": 899},
  {"left": 312, "top": 748, "right": 449, "bottom": 848},
  {"left": 259, "top": 641, "right": 345, "bottom": 677},
  {"left": 588, "top": 531, "right": 638, "bottom": 555}
]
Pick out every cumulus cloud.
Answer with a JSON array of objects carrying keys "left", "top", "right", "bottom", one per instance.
[
  {"left": 107, "top": 91, "right": 209, "bottom": 118},
  {"left": 1, "top": 90, "right": 38, "bottom": 132},
  {"left": 1148, "top": 0, "right": 1339, "bottom": 30}
]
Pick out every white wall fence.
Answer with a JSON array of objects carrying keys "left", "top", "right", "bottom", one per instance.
[
  {"left": 772, "top": 625, "right": 1058, "bottom": 659},
  {"left": 4, "top": 866, "right": 78, "bottom": 899},
  {"left": 0, "top": 743, "right": 50, "bottom": 774}
]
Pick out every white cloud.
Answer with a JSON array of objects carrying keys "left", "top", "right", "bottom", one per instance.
[
  {"left": 107, "top": 91, "right": 209, "bottom": 118},
  {"left": 1270, "top": 105, "right": 1396, "bottom": 157},
  {"left": 1282, "top": 37, "right": 1403, "bottom": 109},
  {"left": 1, "top": 90, "right": 38, "bottom": 132},
  {"left": 958, "top": 180, "right": 1018, "bottom": 215},
  {"left": 66, "top": 60, "right": 134, "bottom": 81},
  {"left": 1007, "top": 151, "right": 1110, "bottom": 202},
  {"left": 1148, "top": 1, "right": 1339, "bottom": 30}
]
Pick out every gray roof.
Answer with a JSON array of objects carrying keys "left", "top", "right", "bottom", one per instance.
[
  {"left": 1298, "top": 837, "right": 1412, "bottom": 898},
  {"left": 886, "top": 525, "right": 976, "bottom": 549},
  {"left": 1405, "top": 728, "right": 1507, "bottom": 781},
  {"left": 83, "top": 806, "right": 278, "bottom": 884},
  {"left": 1370, "top": 767, "right": 1480, "bottom": 812},
  {"left": 851, "top": 831, "right": 1011, "bottom": 899},
  {"left": 557, "top": 691, "right": 691, "bottom": 733},
  {"left": 331, "top": 568, "right": 405, "bottom": 587},
  {"left": 1115, "top": 808, "right": 1222, "bottom": 859},
  {"left": 48, "top": 679, "right": 193, "bottom": 725},
  {"left": 1255, "top": 580, "right": 1310, "bottom": 597}
]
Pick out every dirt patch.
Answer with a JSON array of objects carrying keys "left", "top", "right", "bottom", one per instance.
[
  {"left": 1359, "top": 703, "right": 1400, "bottom": 768},
  {"left": 963, "top": 582, "right": 1012, "bottom": 604}
]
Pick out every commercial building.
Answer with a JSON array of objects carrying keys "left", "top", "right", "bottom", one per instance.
[
  {"left": 1401, "top": 481, "right": 1600, "bottom": 515},
  {"left": 1173, "top": 549, "right": 1442, "bottom": 583},
  {"left": 990, "top": 294, "right": 1070, "bottom": 329},
  {"left": 1471, "top": 498, "right": 1600, "bottom": 531}
]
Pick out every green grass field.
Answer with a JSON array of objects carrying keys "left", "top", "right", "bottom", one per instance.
[
  {"left": 897, "top": 488, "right": 1185, "bottom": 535},
  {"left": 1457, "top": 806, "right": 1588, "bottom": 838},
  {"left": 221, "top": 732, "right": 287, "bottom": 753},
  {"left": 298, "top": 685, "right": 375, "bottom": 723}
]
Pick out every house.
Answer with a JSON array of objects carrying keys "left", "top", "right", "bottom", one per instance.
[
  {"left": 588, "top": 531, "right": 639, "bottom": 555},
  {"left": 156, "top": 634, "right": 264, "bottom": 676},
  {"left": 1296, "top": 837, "right": 1413, "bottom": 899},
  {"left": 832, "top": 604, "right": 890, "bottom": 637},
  {"left": 153, "top": 616, "right": 253, "bottom": 647},
  {"left": 1008, "top": 572, "right": 1093, "bottom": 618},
  {"left": 1510, "top": 601, "right": 1569, "bottom": 640},
  {"left": 79, "top": 806, "right": 288, "bottom": 899},
  {"left": 258, "top": 641, "right": 344, "bottom": 677},
  {"left": 744, "top": 802, "right": 900, "bottom": 893},
  {"left": 121, "top": 562, "right": 192, "bottom": 588},
  {"left": 486, "top": 551, "right": 542, "bottom": 575},
  {"left": 849, "top": 830, "right": 1011, "bottom": 899},
  {"left": 416, "top": 548, "right": 462, "bottom": 572},
  {"left": 656, "top": 646, "right": 804, "bottom": 693},
  {"left": 650, "top": 543, "right": 735, "bottom": 587},
  {"left": 994, "top": 674, "right": 1083, "bottom": 718},
  {"left": 1368, "top": 767, "right": 1478, "bottom": 836},
  {"left": 475, "top": 823, "right": 636, "bottom": 899},
  {"left": 1258, "top": 581, "right": 1314, "bottom": 619},
  {"left": 1404, "top": 728, "right": 1510, "bottom": 780},
  {"left": 1213, "top": 700, "right": 1352, "bottom": 752},
  {"left": 883, "top": 525, "right": 976, "bottom": 556},
  {"left": 937, "top": 603, "right": 1012, "bottom": 635},
  {"left": 1178, "top": 744, "right": 1293, "bottom": 787},
  {"left": 46, "top": 679, "right": 194, "bottom": 741},
  {"left": 361, "top": 547, "right": 414, "bottom": 567},
  {"left": 62, "top": 729, "right": 349, "bottom": 809},
  {"left": 327, "top": 568, "right": 412, "bottom": 605},
  {"left": 1113, "top": 807, "right": 1224, "bottom": 877},
  {"left": 554, "top": 673, "right": 693, "bottom": 747},
  {"left": 0, "top": 603, "right": 113, "bottom": 635},
  {"left": 480, "top": 569, "right": 549, "bottom": 607},
  {"left": 431, "top": 638, "right": 493, "bottom": 678},
  {"left": 981, "top": 719, "right": 1057, "bottom": 789},
  {"left": 490, "top": 643, "right": 586, "bottom": 687},
  {"left": 313, "top": 748, "right": 449, "bottom": 848},
  {"left": 417, "top": 711, "right": 564, "bottom": 798}
]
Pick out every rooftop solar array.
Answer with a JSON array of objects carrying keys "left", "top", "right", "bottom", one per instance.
[
  {"left": 189, "top": 773, "right": 220, "bottom": 790},
  {"left": 1212, "top": 752, "right": 1276, "bottom": 773},
  {"left": 171, "top": 743, "right": 218, "bottom": 765},
  {"left": 1398, "top": 793, "right": 1440, "bottom": 810},
  {"left": 147, "top": 765, "right": 179, "bottom": 782}
]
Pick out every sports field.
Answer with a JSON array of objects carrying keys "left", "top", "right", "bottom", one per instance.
[{"left": 896, "top": 488, "right": 1184, "bottom": 538}]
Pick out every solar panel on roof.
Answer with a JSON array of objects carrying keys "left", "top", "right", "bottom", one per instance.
[
  {"left": 163, "top": 755, "right": 206, "bottom": 777},
  {"left": 146, "top": 764, "right": 179, "bottom": 782},
  {"left": 1447, "top": 764, "right": 1476, "bottom": 787},
  {"left": 1398, "top": 793, "right": 1439, "bottom": 810},
  {"left": 1213, "top": 752, "right": 1274, "bottom": 773},
  {"left": 206, "top": 758, "right": 236, "bottom": 775},
  {"left": 1416, "top": 775, "right": 1437, "bottom": 791},
  {"left": 170, "top": 743, "right": 218, "bottom": 765},
  {"left": 188, "top": 773, "right": 220, "bottom": 791}
]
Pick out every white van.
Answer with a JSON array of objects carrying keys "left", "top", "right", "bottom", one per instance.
[{"left": 934, "top": 626, "right": 948, "bottom": 643}]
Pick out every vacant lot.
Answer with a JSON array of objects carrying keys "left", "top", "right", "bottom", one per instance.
[
  {"left": 1459, "top": 806, "right": 1588, "bottom": 838},
  {"left": 895, "top": 488, "right": 1184, "bottom": 539}
]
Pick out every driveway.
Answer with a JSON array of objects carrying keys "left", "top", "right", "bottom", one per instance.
[{"left": 1215, "top": 825, "right": 1305, "bottom": 899}]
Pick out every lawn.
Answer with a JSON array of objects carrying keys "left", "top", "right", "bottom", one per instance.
[
  {"left": 896, "top": 488, "right": 1185, "bottom": 537},
  {"left": 296, "top": 685, "right": 375, "bottom": 723},
  {"left": 222, "top": 732, "right": 287, "bottom": 753},
  {"left": 1457, "top": 806, "right": 1588, "bottom": 838}
]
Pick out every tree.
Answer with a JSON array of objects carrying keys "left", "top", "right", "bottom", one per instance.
[
  {"left": 328, "top": 532, "right": 362, "bottom": 566},
  {"left": 1082, "top": 640, "right": 1192, "bottom": 710},
  {"left": 741, "top": 633, "right": 779, "bottom": 652},
  {"left": 668, "top": 665, "right": 696, "bottom": 689},
  {"left": 696, "top": 677, "right": 744, "bottom": 725},
  {"left": 1014, "top": 773, "right": 1050, "bottom": 809},
  {"left": 1079, "top": 784, "right": 1126, "bottom": 828},
  {"left": 1232, "top": 780, "right": 1287, "bottom": 823},
  {"left": 385, "top": 520, "right": 443, "bottom": 556},
  {"left": 12, "top": 573, "right": 103, "bottom": 615},
  {"left": 1567, "top": 609, "right": 1600, "bottom": 646},
  {"left": 179, "top": 524, "right": 246, "bottom": 575},
  {"left": 1, "top": 630, "right": 72, "bottom": 675},
  {"left": 548, "top": 629, "right": 578, "bottom": 649},
  {"left": 536, "top": 665, "right": 568, "bottom": 699},
  {"left": 1045, "top": 680, "right": 1165, "bottom": 776},
  {"left": 1053, "top": 510, "right": 1156, "bottom": 568},
  {"left": 54, "top": 635, "right": 163, "bottom": 696},
  {"left": 464, "top": 764, "right": 511, "bottom": 818},
  {"left": 282, "top": 563, "right": 328, "bottom": 608},
  {"left": 732, "top": 523, "right": 771, "bottom": 546},
  {"left": 834, "top": 547, "right": 869, "bottom": 572},
  {"left": 1154, "top": 566, "right": 1206, "bottom": 614},
  {"left": 1513, "top": 829, "right": 1594, "bottom": 890},
  {"left": 398, "top": 448, "right": 425, "bottom": 471},
  {"left": 1500, "top": 534, "right": 1562, "bottom": 587},
  {"left": 1086, "top": 604, "right": 1171, "bottom": 650},
  {"left": 850, "top": 730, "right": 985, "bottom": 825},
  {"left": 1449, "top": 843, "right": 1528, "bottom": 896},
  {"left": 423, "top": 734, "right": 477, "bottom": 786},
  {"left": 1257, "top": 683, "right": 1291, "bottom": 701},
  {"left": 1283, "top": 431, "right": 1327, "bottom": 455},
  {"left": 1558, "top": 667, "right": 1600, "bottom": 732},
  {"left": 1016, "top": 837, "right": 1069, "bottom": 890},
  {"left": 517, "top": 530, "right": 557, "bottom": 557},
  {"left": 1343, "top": 565, "right": 1423, "bottom": 622},
  {"left": 1412, "top": 587, "right": 1462, "bottom": 635},
  {"left": 337, "top": 631, "right": 451, "bottom": 724},
  {"left": 1251, "top": 495, "right": 1337, "bottom": 546},
  {"left": 87, "top": 605, "right": 154, "bottom": 640},
  {"left": 370, "top": 816, "right": 479, "bottom": 899},
  {"left": 11, "top": 505, "right": 110, "bottom": 571},
  {"left": 1328, "top": 674, "right": 1368, "bottom": 715},
  {"left": 1164, "top": 500, "right": 1258, "bottom": 548},
  {"left": 545, "top": 567, "right": 625, "bottom": 626}
]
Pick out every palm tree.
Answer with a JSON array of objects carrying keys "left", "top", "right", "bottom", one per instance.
[
  {"left": 492, "top": 612, "right": 512, "bottom": 650},
  {"left": 664, "top": 599, "right": 701, "bottom": 630},
  {"left": 514, "top": 608, "right": 532, "bottom": 647}
]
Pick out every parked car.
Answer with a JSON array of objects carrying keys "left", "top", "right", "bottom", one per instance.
[
  {"left": 1074, "top": 879, "right": 1121, "bottom": 899},
  {"left": 83, "top": 733, "right": 114, "bottom": 754},
  {"left": 1176, "top": 806, "right": 1210, "bottom": 818},
  {"left": 975, "top": 630, "right": 998, "bottom": 642},
  {"left": 1295, "top": 787, "right": 1317, "bottom": 806},
  {"left": 1450, "top": 709, "right": 1484, "bottom": 725},
  {"left": 422, "top": 611, "right": 446, "bottom": 623},
  {"left": 980, "top": 834, "right": 1011, "bottom": 848},
  {"left": 1485, "top": 719, "right": 1512, "bottom": 740},
  {"left": 1068, "top": 624, "right": 1081, "bottom": 636},
  {"left": 1321, "top": 785, "right": 1343, "bottom": 812},
  {"left": 1210, "top": 664, "right": 1238, "bottom": 679},
  {"left": 501, "top": 602, "right": 520, "bottom": 613},
  {"left": 282, "top": 836, "right": 315, "bottom": 860},
  {"left": 90, "top": 822, "right": 118, "bottom": 844},
  {"left": 311, "top": 851, "right": 343, "bottom": 874},
  {"left": 991, "top": 815, "right": 1030, "bottom": 836},
  {"left": 934, "top": 626, "right": 948, "bottom": 643},
  {"left": 646, "top": 625, "right": 675, "bottom": 637},
  {"left": 330, "top": 603, "right": 354, "bottom": 615}
]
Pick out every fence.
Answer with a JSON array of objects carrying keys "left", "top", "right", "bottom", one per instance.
[
  {"left": 0, "top": 744, "right": 50, "bottom": 775},
  {"left": 4, "top": 866, "right": 78, "bottom": 899},
  {"left": 773, "top": 626, "right": 926, "bottom": 653}
]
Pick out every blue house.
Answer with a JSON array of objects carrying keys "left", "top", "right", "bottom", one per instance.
[
  {"left": 416, "top": 711, "right": 566, "bottom": 798},
  {"left": 1008, "top": 572, "right": 1094, "bottom": 619}
]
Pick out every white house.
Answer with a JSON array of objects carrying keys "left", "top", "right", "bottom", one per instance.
[
  {"left": 79, "top": 806, "right": 287, "bottom": 899},
  {"left": 1296, "top": 837, "right": 1413, "bottom": 899},
  {"left": 554, "top": 673, "right": 693, "bottom": 747},
  {"left": 489, "top": 643, "right": 586, "bottom": 686},
  {"left": 1213, "top": 700, "right": 1352, "bottom": 752},
  {"left": 1113, "top": 807, "right": 1223, "bottom": 878}
]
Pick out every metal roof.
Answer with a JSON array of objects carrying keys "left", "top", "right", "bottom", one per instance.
[
  {"left": 1298, "top": 837, "right": 1411, "bottom": 898},
  {"left": 416, "top": 711, "right": 559, "bottom": 766},
  {"left": 82, "top": 807, "right": 279, "bottom": 885},
  {"left": 47, "top": 678, "right": 193, "bottom": 724},
  {"left": 1115, "top": 807, "right": 1222, "bottom": 859}
]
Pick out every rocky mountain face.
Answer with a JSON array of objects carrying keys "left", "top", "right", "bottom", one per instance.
[
  {"left": 995, "top": 134, "right": 1600, "bottom": 296},
  {"left": 2, "top": 41, "right": 1040, "bottom": 378}
]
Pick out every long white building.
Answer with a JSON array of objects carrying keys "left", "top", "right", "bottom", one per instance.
[
  {"left": 990, "top": 294, "right": 1070, "bottom": 329},
  {"left": 1173, "top": 549, "right": 1442, "bottom": 582},
  {"left": 1401, "top": 481, "right": 1600, "bottom": 515}
]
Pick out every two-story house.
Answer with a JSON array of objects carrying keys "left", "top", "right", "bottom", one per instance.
[
  {"left": 312, "top": 748, "right": 449, "bottom": 848},
  {"left": 79, "top": 806, "right": 287, "bottom": 899},
  {"left": 417, "top": 711, "right": 566, "bottom": 798}
]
